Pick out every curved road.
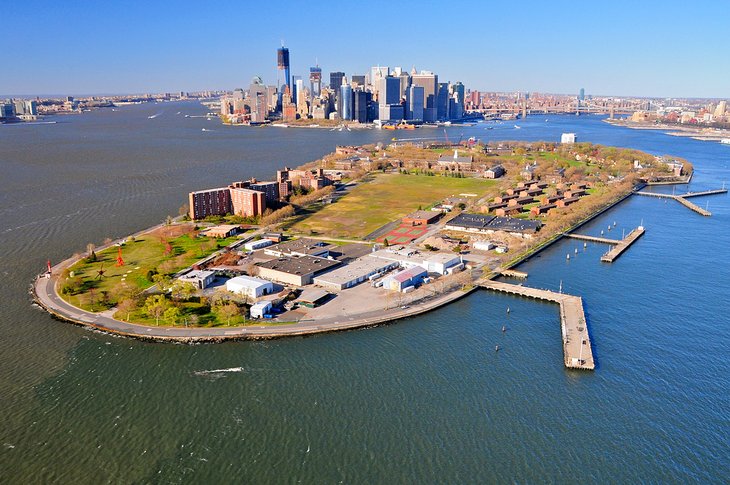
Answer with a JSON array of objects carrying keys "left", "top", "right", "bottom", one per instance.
[{"left": 33, "top": 267, "right": 476, "bottom": 343}]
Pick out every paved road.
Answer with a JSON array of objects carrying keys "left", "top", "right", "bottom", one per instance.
[{"left": 34, "top": 265, "right": 476, "bottom": 342}]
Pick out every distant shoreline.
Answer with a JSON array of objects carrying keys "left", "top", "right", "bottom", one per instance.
[{"left": 604, "top": 119, "right": 730, "bottom": 144}]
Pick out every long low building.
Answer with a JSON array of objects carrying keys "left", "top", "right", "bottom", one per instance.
[
  {"left": 369, "top": 248, "right": 462, "bottom": 275},
  {"left": 444, "top": 213, "right": 541, "bottom": 238},
  {"left": 264, "top": 238, "right": 335, "bottom": 258},
  {"left": 313, "top": 255, "right": 400, "bottom": 291},
  {"left": 256, "top": 256, "right": 341, "bottom": 286}
]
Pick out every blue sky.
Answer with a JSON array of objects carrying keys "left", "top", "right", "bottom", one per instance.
[{"left": 2, "top": 0, "right": 728, "bottom": 98}]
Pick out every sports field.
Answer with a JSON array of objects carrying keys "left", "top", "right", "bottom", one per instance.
[{"left": 291, "top": 173, "right": 497, "bottom": 239}]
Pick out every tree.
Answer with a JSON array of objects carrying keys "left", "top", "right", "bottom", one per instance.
[
  {"left": 214, "top": 302, "right": 239, "bottom": 326},
  {"left": 117, "top": 297, "right": 138, "bottom": 321},
  {"left": 163, "top": 306, "right": 182, "bottom": 326},
  {"left": 170, "top": 281, "right": 196, "bottom": 301},
  {"left": 152, "top": 273, "right": 172, "bottom": 293},
  {"left": 144, "top": 295, "right": 169, "bottom": 325}
]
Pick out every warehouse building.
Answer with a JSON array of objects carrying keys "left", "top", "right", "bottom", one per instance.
[
  {"left": 226, "top": 275, "right": 274, "bottom": 299},
  {"left": 313, "top": 255, "right": 400, "bottom": 291},
  {"left": 264, "top": 238, "right": 334, "bottom": 258},
  {"left": 256, "top": 256, "right": 341, "bottom": 286},
  {"left": 382, "top": 266, "right": 428, "bottom": 292},
  {"left": 177, "top": 270, "right": 216, "bottom": 289}
]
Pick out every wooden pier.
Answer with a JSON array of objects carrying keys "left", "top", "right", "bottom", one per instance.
[
  {"left": 478, "top": 280, "right": 594, "bottom": 370},
  {"left": 635, "top": 188, "right": 726, "bottom": 216},
  {"left": 563, "top": 233, "right": 620, "bottom": 245},
  {"left": 600, "top": 227, "right": 645, "bottom": 262}
]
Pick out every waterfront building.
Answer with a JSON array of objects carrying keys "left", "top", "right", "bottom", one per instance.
[
  {"left": 313, "top": 255, "right": 400, "bottom": 291},
  {"left": 353, "top": 89, "right": 370, "bottom": 123},
  {"left": 437, "top": 82, "right": 450, "bottom": 120},
  {"left": 250, "top": 301, "right": 272, "bottom": 318},
  {"left": 411, "top": 70, "right": 438, "bottom": 122},
  {"left": 230, "top": 187, "right": 266, "bottom": 217},
  {"left": 561, "top": 133, "right": 577, "bottom": 144},
  {"left": 0, "top": 103, "right": 16, "bottom": 119},
  {"left": 381, "top": 266, "right": 427, "bottom": 292},
  {"left": 406, "top": 85, "right": 424, "bottom": 121},
  {"left": 249, "top": 77, "right": 268, "bottom": 123},
  {"left": 248, "top": 180, "right": 280, "bottom": 203},
  {"left": 188, "top": 187, "right": 232, "bottom": 220},
  {"left": 713, "top": 100, "right": 726, "bottom": 118},
  {"left": 449, "top": 82, "right": 465, "bottom": 120},
  {"left": 226, "top": 275, "right": 274, "bottom": 299},
  {"left": 378, "top": 76, "right": 403, "bottom": 122},
  {"left": 444, "top": 213, "right": 541, "bottom": 238},
  {"left": 339, "top": 78, "right": 353, "bottom": 121}
]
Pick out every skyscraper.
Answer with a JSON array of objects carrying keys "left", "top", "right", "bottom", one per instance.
[
  {"left": 339, "top": 77, "right": 353, "bottom": 121},
  {"left": 353, "top": 89, "right": 370, "bottom": 123},
  {"left": 309, "top": 66, "right": 322, "bottom": 98},
  {"left": 579, "top": 88, "right": 585, "bottom": 101},
  {"left": 437, "top": 82, "right": 450, "bottom": 120},
  {"left": 249, "top": 76, "right": 268, "bottom": 123},
  {"left": 406, "top": 85, "right": 424, "bottom": 121},
  {"left": 277, "top": 46, "right": 291, "bottom": 94},
  {"left": 329, "top": 72, "right": 345, "bottom": 91},
  {"left": 378, "top": 76, "right": 403, "bottom": 121},
  {"left": 411, "top": 71, "right": 438, "bottom": 122}
]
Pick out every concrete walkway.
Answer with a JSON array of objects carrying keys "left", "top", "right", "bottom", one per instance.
[{"left": 33, "top": 267, "right": 476, "bottom": 343}]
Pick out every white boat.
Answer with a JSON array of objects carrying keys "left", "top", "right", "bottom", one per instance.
[{"left": 514, "top": 125, "right": 521, "bottom": 129}]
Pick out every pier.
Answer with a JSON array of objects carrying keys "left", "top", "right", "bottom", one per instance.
[
  {"left": 478, "top": 280, "right": 594, "bottom": 370},
  {"left": 563, "top": 233, "right": 620, "bottom": 245},
  {"left": 635, "top": 188, "right": 726, "bottom": 216},
  {"left": 600, "top": 227, "right": 645, "bottom": 263},
  {"left": 564, "top": 226, "right": 645, "bottom": 263}
]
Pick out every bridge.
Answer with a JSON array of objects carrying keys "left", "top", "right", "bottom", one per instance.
[{"left": 478, "top": 280, "right": 594, "bottom": 370}]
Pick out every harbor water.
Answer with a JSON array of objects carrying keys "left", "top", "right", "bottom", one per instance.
[{"left": 0, "top": 103, "right": 728, "bottom": 483}]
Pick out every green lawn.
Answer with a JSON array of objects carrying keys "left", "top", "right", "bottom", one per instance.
[
  {"left": 290, "top": 173, "right": 497, "bottom": 239},
  {"left": 59, "top": 227, "right": 239, "bottom": 312}
]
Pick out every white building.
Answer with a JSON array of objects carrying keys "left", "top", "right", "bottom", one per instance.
[
  {"left": 369, "top": 248, "right": 461, "bottom": 275},
  {"left": 244, "top": 239, "right": 273, "bottom": 251},
  {"left": 382, "top": 266, "right": 428, "bottom": 292},
  {"left": 313, "top": 255, "right": 400, "bottom": 291},
  {"left": 561, "top": 133, "right": 576, "bottom": 144},
  {"left": 178, "top": 270, "right": 216, "bottom": 289},
  {"left": 226, "top": 275, "right": 274, "bottom": 299},
  {"left": 250, "top": 301, "right": 272, "bottom": 319},
  {"left": 473, "top": 241, "right": 495, "bottom": 251}
]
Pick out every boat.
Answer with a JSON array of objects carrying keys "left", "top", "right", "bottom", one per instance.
[{"left": 514, "top": 125, "right": 521, "bottom": 129}]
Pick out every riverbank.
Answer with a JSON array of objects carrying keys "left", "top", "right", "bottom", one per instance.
[{"left": 604, "top": 118, "right": 730, "bottom": 144}]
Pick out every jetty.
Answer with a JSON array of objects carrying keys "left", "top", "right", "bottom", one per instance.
[
  {"left": 635, "top": 188, "right": 727, "bottom": 216},
  {"left": 600, "top": 227, "right": 645, "bottom": 262},
  {"left": 478, "top": 280, "right": 594, "bottom": 370},
  {"left": 564, "top": 226, "right": 645, "bottom": 263}
]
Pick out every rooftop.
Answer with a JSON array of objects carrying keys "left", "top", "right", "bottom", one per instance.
[
  {"left": 265, "top": 238, "right": 335, "bottom": 256},
  {"left": 256, "top": 255, "right": 341, "bottom": 276},
  {"left": 313, "top": 255, "right": 396, "bottom": 285}
]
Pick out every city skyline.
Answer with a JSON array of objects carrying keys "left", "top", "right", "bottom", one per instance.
[{"left": 2, "top": 0, "right": 729, "bottom": 98}]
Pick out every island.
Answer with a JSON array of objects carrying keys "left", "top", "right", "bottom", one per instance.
[{"left": 34, "top": 138, "right": 692, "bottom": 356}]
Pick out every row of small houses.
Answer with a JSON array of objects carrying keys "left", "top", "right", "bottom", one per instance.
[{"left": 485, "top": 182, "right": 589, "bottom": 218}]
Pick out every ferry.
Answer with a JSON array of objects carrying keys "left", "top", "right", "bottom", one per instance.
[{"left": 720, "top": 138, "right": 730, "bottom": 145}]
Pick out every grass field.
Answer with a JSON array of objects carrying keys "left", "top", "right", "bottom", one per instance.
[
  {"left": 59, "top": 226, "right": 239, "bottom": 311},
  {"left": 290, "top": 173, "right": 497, "bottom": 239}
]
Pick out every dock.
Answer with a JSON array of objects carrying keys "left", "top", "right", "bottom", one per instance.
[
  {"left": 564, "top": 226, "right": 645, "bottom": 263},
  {"left": 635, "top": 188, "right": 726, "bottom": 216},
  {"left": 478, "top": 280, "right": 594, "bottom": 370},
  {"left": 563, "top": 233, "right": 620, "bottom": 245},
  {"left": 600, "top": 227, "right": 645, "bottom": 262}
]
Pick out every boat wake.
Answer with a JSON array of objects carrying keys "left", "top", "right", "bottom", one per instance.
[
  {"left": 148, "top": 112, "right": 162, "bottom": 119},
  {"left": 193, "top": 367, "right": 244, "bottom": 376}
]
